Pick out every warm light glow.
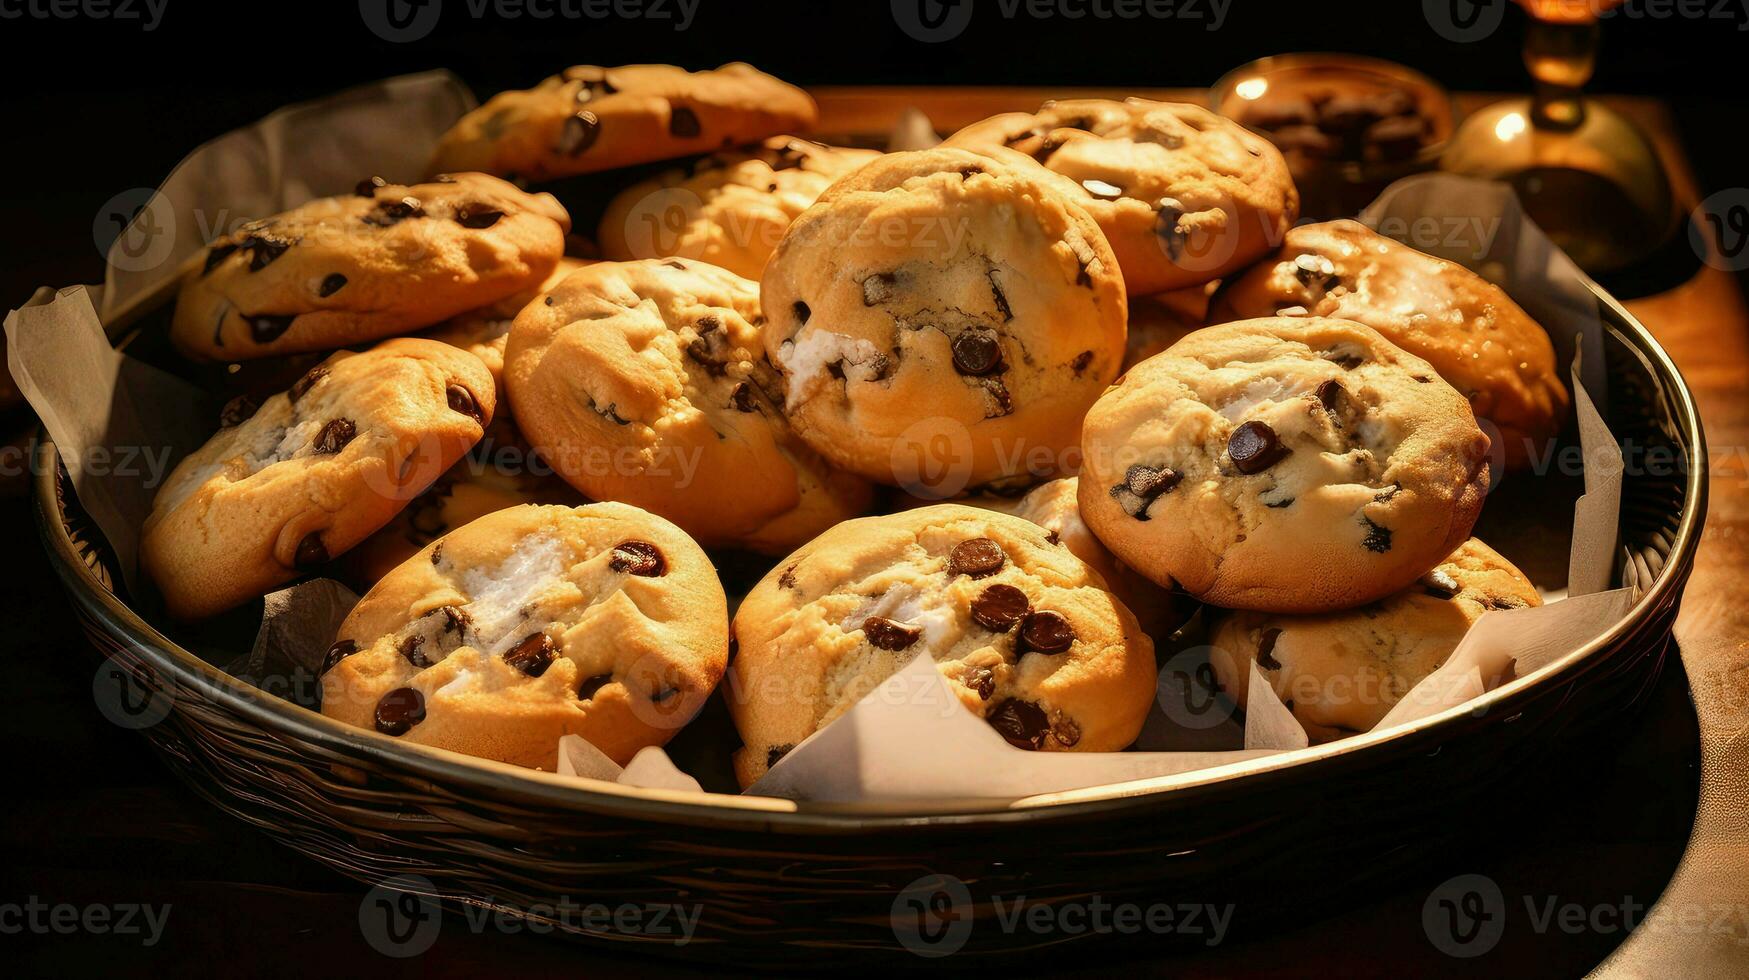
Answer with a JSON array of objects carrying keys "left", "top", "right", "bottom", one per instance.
[
  {"left": 1495, "top": 111, "right": 1528, "bottom": 142},
  {"left": 1235, "top": 77, "right": 1267, "bottom": 101}
]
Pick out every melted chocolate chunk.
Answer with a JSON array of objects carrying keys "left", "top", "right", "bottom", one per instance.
[
  {"left": 242, "top": 232, "right": 293, "bottom": 271},
  {"left": 668, "top": 105, "right": 702, "bottom": 138},
  {"left": 766, "top": 744, "right": 794, "bottom": 769},
  {"left": 218, "top": 395, "right": 258, "bottom": 428},
  {"left": 1256, "top": 628, "right": 1283, "bottom": 671},
  {"left": 1124, "top": 463, "right": 1181, "bottom": 499},
  {"left": 778, "top": 563, "right": 800, "bottom": 589},
  {"left": 951, "top": 330, "right": 1004, "bottom": 376},
  {"left": 202, "top": 242, "right": 238, "bottom": 275},
  {"left": 966, "top": 666, "right": 996, "bottom": 701},
  {"left": 863, "top": 616, "right": 922, "bottom": 651},
  {"left": 1228, "top": 420, "right": 1289, "bottom": 474},
  {"left": 289, "top": 366, "right": 328, "bottom": 402},
  {"left": 1052, "top": 717, "right": 1081, "bottom": 747},
  {"left": 578, "top": 673, "right": 613, "bottom": 700},
  {"left": 363, "top": 197, "right": 423, "bottom": 227},
  {"left": 455, "top": 206, "right": 504, "bottom": 229},
  {"left": 559, "top": 111, "right": 601, "bottom": 155},
  {"left": 318, "top": 273, "right": 347, "bottom": 297},
  {"left": 504, "top": 632, "right": 556, "bottom": 677},
  {"left": 446, "top": 383, "right": 483, "bottom": 425},
  {"left": 355, "top": 176, "right": 389, "bottom": 198},
  {"left": 988, "top": 698, "right": 1050, "bottom": 750},
  {"left": 320, "top": 639, "right": 359, "bottom": 674},
  {"left": 730, "top": 382, "right": 759, "bottom": 413},
  {"left": 294, "top": 531, "right": 328, "bottom": 568},
  {"left": 1018, "top": 610, "right": 1075, "bottom": 654},
  {"left": 1323, "top": 350, "right": 1365, "bottom": 369},
  {"left": 246, "top": 314, "right": 296, "bottom": 344},
  {"left": 971, "top": 584, "right": 1029, "bottom": 631},
  {"left": 1361, "top": 517, "right": 1393, "bottom": 553},
  {"left": 1315, "top": 378, "right": 1347, "bottom": 415},
  {"left": 947, "top": 538, "right": 1006, "bottom": 578},
  {"left": 314, "top": 418, "right": 356, "bottom": 454},
  {"left": 398, "top": 634, "right": 431, "bottom": 669},
  {"left": 374, "top": 688, "right": 426, "bottom": 736},
  {"left": 610, "top": 540, "right": 666, "bottom": 576},
  {"left": 1070, "top": 350, "right": 1094, "bottom": 373}
]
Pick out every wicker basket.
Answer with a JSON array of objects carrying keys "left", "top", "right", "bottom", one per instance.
[{"left": 33, "top": 281, "right": 1704, "bottom": 964}]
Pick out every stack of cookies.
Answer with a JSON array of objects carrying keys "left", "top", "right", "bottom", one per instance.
[{"left": 140, "top": 65, "right": 1571, "bottom": 788}]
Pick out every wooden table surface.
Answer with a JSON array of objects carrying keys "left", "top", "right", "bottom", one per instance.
[{"left": 4, "top": 89, "right": 1745, "bottom": 977}]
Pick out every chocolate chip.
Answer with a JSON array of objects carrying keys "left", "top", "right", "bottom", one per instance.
[
  {"left": 609, "top": 540, "right": 666, "bottom": 577},
  {"left": 792, "top": 300, "right": 810, "bottom": 323},
  {"left": 435, "top": 605, "right": 469, "bottom": 635},
  {"left": 455, "top": 206, "right": 504, "bottom": 229},
  {"left": 355, "top": 176, "right": 388, "bottom": 197},
  {"left": 320, "top": 639, "right": 359, "bottom": 674},
  {"left": 766, "top": 744, "right": 794, "bottom": 769},
  {"left": 202, "top": 243, "right": 238, "bottom": 275},
  {"left": 578, "top": 673, "right": 613, "bottom": 700},
  {"left": 289, "top": 366, "right": 328, "bottom": 402},
  {"left": 398, "top": 634, "right": 431, "bottom": 669},
  {"left": 970, "top": 584, "right": 1029, "bottom": 631},
  {"left": 317, "top": 273, "right": 347, "bottom": 297},
  {"left": 951, "top": 330, "right": 1004, "bottom": 376},
  {"left": 1323, "top": 350, "right": 1365, "bottom": 369},
  {"left": 363, "top": 197, "right": 423, "bottom": 227},
  {"left": 504, "top": 632, "right": 556, "bottom": 677},
  {"left": 429, "top": 542, "right": 443, "bottom": 565},
  {"left": 1257, "top": 628, "right": 1283, "bottom": 670},
  {"left": 1228, "top": 421, "right": 1289, "bottom": 474},
  {"left": 966, "top": 666, "right": 996, "bottom": 701},
  {"left": 295, "top": 531, "right": 328, "bottom": 568},
  {"left": 591, "top": 400, "right": 631, "bottom": 426},
  {"left": 1018, "top": 610, "right": 1075, "bottom": 654},
  {"left": 1052, "top": 717, "right": 1081, "bottom": 747},
  {"left": 1480, "top": 595, "right": 1527, "bottom": 611},
  {"left": 374, "top": 688, "right": 425, "bottom": 736},
  {"left": 778, "top": 563, "right": 799, "bottom": 589},
  {"left": 1070, "top": 350, "right": 1093, "bottom": 373},
  {"left": 246, "top": 314, "right": 296, "bottom": 344},
  {"left": 863, "top": 616, "right": 922, "bottom": 651},
  {"left": 1124, "top": 463, "right": 1181, "bottom": 499},
  {"left": 559, "top": 111, "right": 600, "bottom": 155},
  {"left": 314, "top": 418, "right": 356, "bottom": 454},
  {"left": 1264, "top": 497, "right": 1295, "bottom": 509},
  {"left": 1293, "top": 253, "right": 1339, "bottom": 291},
  {"left": 988, "top": 698, "right": 1050, "bottom": 750},
  {"left": 947, "top": 538, "right": 1005, "bottom": 578},
  {"left": 1315, "top": 379, "right": 1348, "bottom": 416},
  {"left": 981, "top": 378, "right": 1014, "bottom": 418},
  {"left": 664, "top": 259, "right": 687, "bottom": 270},
  {"left": 446, "top": 383, "right": 483, "bottom": 425},
  {"left": 218, "top": 394, "right": 258, "bottom": 428},
  {"left": 1361, "top": 517, "right": 1393, "bottom": 553},
  {"left": 730, "top": 382, "right": 759, "bottom": 413},
  {"left": 668, "top": 105, "right": 702, "bottom": 139},
  {"left": 242, "top": 233, "right": 293, "bottom": 272}
]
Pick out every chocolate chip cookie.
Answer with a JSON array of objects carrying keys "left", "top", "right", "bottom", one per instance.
[
  {"left": 597, "top": 136, "right": 882, "bottom": 279},
  {"left": 425, "top": 256, "right": 595, "bottom": 394},
  {"left": 728, "top": 504, "right": 1157, "bottom": 788},
  {"left": 945, "top": 99, "right": 1298, "bottom": 295},
  {"left": 321, "top": 502, "right": 729, "bottom": 769},
  {"left": 427, "top": 63, "right": 817, "bottom": 182},
  {"left": 172, "top": 173, "right": 570, "bottom": 361},
  {"left": 1123, "top": 290, "right": 1206, "bottom": 371},
  {"left": 1212, "top": 220, "right": 1569, "bottom": 468},
  {"left": 1079, "top": 317, "right": 1491, "bottom": 613},
  {"left": 1208, "top": 538, "right": 1539, "bottom": 739},
  {"left": 760, "top": 148, "right": 1126, "bottom": 495},
  {"left": 505, "top": 258, "right": 874, "bottom": 553},
  {"left": 142, "top": 339, "right": 495, "bottom": 619}
]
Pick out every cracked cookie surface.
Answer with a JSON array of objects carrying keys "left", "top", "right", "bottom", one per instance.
[
  {"left": 427, "top": 63, "right": 817, "bottom": 182},
  {"left": 598, "top": 136, "right": 882, "bottom": 279},
  {"left": 728, "top": 503, "right": 1156, "bottom": 788},
  {"left": 1079, "top": 317, "right": 1490, "bottom": 613},
  {"left": 759, "top": 148, "right": 1126, "bottom": 494},
  {"left": 171, "top": 173, "right": 569, "bottom": 361},
  {"left": 946, "top": 99, "right": 1297, "bottom": 296},
  {"left": 506, "top": 258, "right": 873, "bottom": 553},
  {"left": 142, "top": 338, "right": 495, "bottom": 619},
  {"left": 1208, "top": 538, "right": 1540, "bottom": 738},
  {"left": 321, "top": 502, "right": 729, "bottom": 769},
  {"left": 1213, "top": 220, "right": 1569, "bottom": 469}
]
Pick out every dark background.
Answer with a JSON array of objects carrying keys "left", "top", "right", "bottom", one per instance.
[{"left": 2, "top": 0, "right": 1746, "bottom": 308}]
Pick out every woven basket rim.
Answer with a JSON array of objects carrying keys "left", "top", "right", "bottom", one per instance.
[{"left": 32, "top": 280, "right": 1708, "bottom": 831}]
